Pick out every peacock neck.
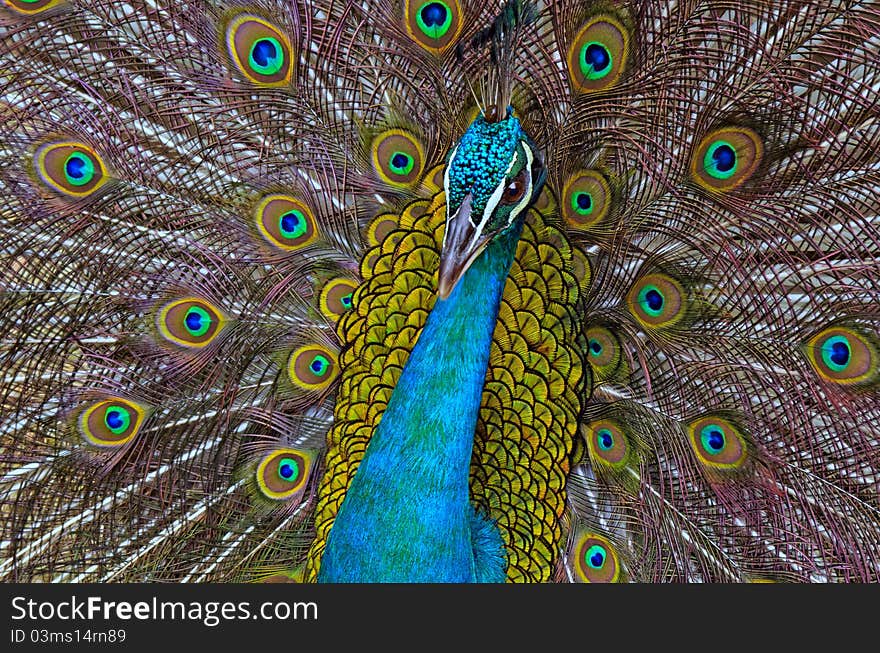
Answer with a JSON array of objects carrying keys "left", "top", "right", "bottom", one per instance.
[{"left": 317, "top": 223, "right": 522, "bottom": 582}]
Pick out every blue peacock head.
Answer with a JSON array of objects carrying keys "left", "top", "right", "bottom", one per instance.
[{"left": 438, "top": 108, "right": 546, "bottom": 298}]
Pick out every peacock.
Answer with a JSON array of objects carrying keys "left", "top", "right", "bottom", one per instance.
[{"left": 1, "top": 0, "right": 879, "bottom": 584}]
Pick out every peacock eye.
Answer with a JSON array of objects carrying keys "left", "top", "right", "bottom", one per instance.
[
  {"left": 583, "top": 419, "right": 630, "bottom": 470},
  {"left": 501, "top": 172, "right": 527, "bottom": 205},
  {"left": 225, "top": 14, "right": 292, "bottom": 86},
  {"left": 79, "top": 398, "right": 146, "bottom": 447},
  {"left": 805, "top": 327, "right": 879, "bottom": 386},
  {"left": 256, "top": 449, "right": 313, "bottom": 501},
  {"left": 687, "top": 416, "right": 749, "bottom": 470},
  {"left": 405, "top": 0, "right": 462, "bottom": 52},
  {"left": 158, "top": 298, "right": 225, "bottom": 348},
  {"left": 34, "top": 141, "right": 108, "bottom": 198},
  {"left": 572, "top": 533, "right": 621, "bottom": 583}
]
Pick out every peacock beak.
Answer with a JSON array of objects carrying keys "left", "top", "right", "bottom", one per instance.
[{"left": 437, "top": 193, "right": 492, "bottom": 300}]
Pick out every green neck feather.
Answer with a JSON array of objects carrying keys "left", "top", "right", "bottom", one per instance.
[{"left": 318, "top": 223, "right": 523, "bottom": 582}]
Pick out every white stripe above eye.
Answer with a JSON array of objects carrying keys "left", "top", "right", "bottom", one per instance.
[
  {"left": 508, "top": 142, "right": 535, "bottom": 224},
  {"left": 441, "top": 144, "right": 460, "bottom": 251},
  {"left": 471, "top": 142, "right": 535, "bottom": 252}
]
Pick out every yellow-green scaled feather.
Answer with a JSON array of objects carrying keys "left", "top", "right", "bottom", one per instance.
[{"left": 306, "top": 191, "right": 589, "bottom": 581}]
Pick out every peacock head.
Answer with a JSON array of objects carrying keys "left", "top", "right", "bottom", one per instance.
[{"left": 438, "top": 109, "right": 545, "bottom": 298}]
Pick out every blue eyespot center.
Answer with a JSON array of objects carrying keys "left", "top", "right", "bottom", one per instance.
[
  {"left": 645, "top": 289, "right": 663, "bottom": 312},
  {"left": 276, "top": 209, "right": 309, "bottom": 241},
  {"left": 101, "top": 405, "right": 132, "bottom": 436},
  {"left": 181, "top": 306, "right": 213, "bottom": 338},
  {"left": 820, "top": 334, "right": 856, "bottom": 373},
  {"left": 704, "top": 428, "right": 725, "bottom": 453},
  {"left": 277, "top": 457, "right": 300, "bottom": 483},
  {"left": 585, "top": 544, "right": 607, "bottom": 569},
  {"left": 106, "top": 410, "right": 123, "bottom": 430},
  {"left": 576, "top": 192, "right": 592, "bottom": 210},
  {"left": 597, "top": 428, "right": 614, "bottom": 451},
  {"left": 584, "top": 43, "right": 611, "bottom": 73},
  {"left": 421, "top": 2, "right": 448, "bottom": 27},
  {"left": 712, "top": 143, "right": 736, "bottom": 173},
  {"left": 65, "top": 155, "right": 87, "bottom": 180},
  {"left": 589, "top": 339, "right": 603, "bottom": 355},
  {"left": 391, "top": 153, "right": 409, "bottom": 169},
  {"left": 281, "top": 212, "right": 300, "bottom": 233},
  {"left": 252, "top": 39, "right": 277, "bottom": 68},
  {"left": 185, "top": 311, "right": 203, "bottom": 332},
  {"left": 830, "top": 340, "right": 850, "bottom": 366},
  {"left": 341, "top": 293, "right": 353, "bottom": 308}
]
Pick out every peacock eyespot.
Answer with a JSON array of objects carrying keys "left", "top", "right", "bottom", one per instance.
[
  {"left": 405, "top": 0, "right": 462, "bottom": 52},
  {"left": 562, "top": 170, "right": 610, "bottom": 229},
  {"left": 585, "top": 326, "right": 622, "bottom": 380},
  {"left": 319, "top": 277, "right": 359, "bottom": 321},
  {"left": 158, "top": 298, "right": 224, "bottom": 348},
  {"left": 687, "top": 417, "right": 748, "bottom": 469},
  {"left": 255, "top": 195, "right": 318, "bottom": 250},
  {"left": 277, "top": 457, "right": 299, "bottom": 481},
  {"left": 310, "top": 355, "right": 330, "bottom": 375},
  {"left": 573, "top": 533, "right": 620, "bottom": 583},
  {"left": 288, "top": 345, "right": 339, "bottom": 390},
  {"left": 371, "top": 130, "right": 425, "bottom": 187},
  {"left": 640, "top": 286, "right": 664, "bottom": 316},
  {"left": 627, "top": 273, "right": 686, "bottom": 329},
  {"left": 691, "top": 127, "right": 763, "bottom": 192},
  {"left": 225, "top": 14, "right": 292, "bottom": 86},
  {"left": 701, "top": 426, "right": 726, "bottom": 454},
  {"left": 805, "top": 327, "right": 878, "bottom": 386},
  {"left": 256, "top": 449, "right": 312, "bottom": 500},
  {"left": 79, "top": 398, "right": 146, "bottom": 447},
  {"left": 5, "top": 0, "right": 64, "bottom": 14},
  {"left": 63, "top": 152, "right": 95, "bottom": 186},
  {"left": 826, "top": 338, "right": 850, "bottom": 369},
  {"left": 575, "top": 192, "right": 593, "bottom": 213},
  {"left": 183, "top": 305, "right": 212, "bottom": 337},
  {"left": 35, "top": 142, "right": 107, "bottom": 197},
  {"left": 567, "top": 16, "right": 629, "bottom": 93},
  {"left": 104, "top": 407, "right": 130, "bottom": 434},
  {"left": 583, "top": 419, "right": 629, "bottom": 469}
]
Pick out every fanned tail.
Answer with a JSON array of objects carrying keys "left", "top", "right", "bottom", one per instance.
[{"left": 1, "top": 0, "right": 879, "bottom": 582}]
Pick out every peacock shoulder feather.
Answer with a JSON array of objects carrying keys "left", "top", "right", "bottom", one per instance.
[{"left": 306, "top": 189, "right": 588, "bottom": 582}]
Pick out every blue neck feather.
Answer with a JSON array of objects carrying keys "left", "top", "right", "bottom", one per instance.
[{"left": 318, "top": 223, "right": 523, "bottom": 582}]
